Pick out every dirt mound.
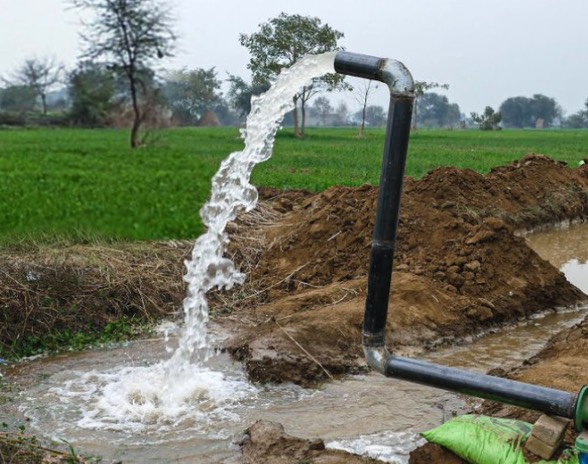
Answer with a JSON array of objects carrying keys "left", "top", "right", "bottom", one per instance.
[
  {"left": 240, "top": 420, "right": 385, "bottom": 464},
  {"left": 223, "top": 155, "right": 588, "bottom": 386}
]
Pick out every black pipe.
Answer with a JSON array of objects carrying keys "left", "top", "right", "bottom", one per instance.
[
  {"left": 363, "top": 95, "right": 413, "bottom": 339},
  {"left": 333, "top": 51, "right": 586, "bottom": 426},
  {"left": 334, "top": 51, "right": 414, "bottom": 95},
  {"left": 387, "top": 356, "right": 577, "bottom": 418},
  {"left": 334, "top": 52, "right": 387, "bottom": 83},
  {"left": 335, "top": 51, "right": 415, "bottom": 342}
]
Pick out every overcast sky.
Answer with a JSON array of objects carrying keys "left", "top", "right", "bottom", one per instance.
[{"left": 1, "top": 0, "right": 587, "bottom": 115}]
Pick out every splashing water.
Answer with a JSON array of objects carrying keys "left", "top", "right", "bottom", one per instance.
[
  {"left": 35, "top": 52, "right": 339, "bottom": 432},
  {"left": 168, "top": 51, "right": 338, "bottom": 368}
]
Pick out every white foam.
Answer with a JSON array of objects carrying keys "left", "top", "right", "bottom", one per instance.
[
  {"left": 48, "top": 361, "right": 258, "bottom": 436},
  {"left": 327, "top": 430, "right": 426, "bottom": 463}
]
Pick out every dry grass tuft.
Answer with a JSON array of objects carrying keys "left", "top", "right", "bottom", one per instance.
[{"left": 0, "top": 241, "right": 192, "bottom": 358}]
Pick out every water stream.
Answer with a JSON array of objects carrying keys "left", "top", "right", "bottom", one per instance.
[{"left": 11, "top": 52, "right": 342, "bottom": 439}]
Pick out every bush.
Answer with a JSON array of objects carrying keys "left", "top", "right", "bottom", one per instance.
[{"left": 0, "top": 112, "right": 27, "bottom": 127}]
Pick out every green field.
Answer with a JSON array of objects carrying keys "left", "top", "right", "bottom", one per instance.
[{"left": 1, "top": 127, "right": 587, "bottom": 245}]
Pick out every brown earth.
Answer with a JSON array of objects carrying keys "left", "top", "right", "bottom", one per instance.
[
  {"left": 220, "top": 155, "right": 588, "bottom": 388},
  {"left": 1, "top": 154, "right": 588, "bottom": 463},
  {"left": 228, "top": 155, "right": 588, "bottom": 464},
  {"left": 240, "top": 420, "right": 386, "bottom": 464}
]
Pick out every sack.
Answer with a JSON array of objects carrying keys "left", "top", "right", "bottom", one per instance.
[{"left": 421, "top": 414, "right": 579, "bottom": 464}]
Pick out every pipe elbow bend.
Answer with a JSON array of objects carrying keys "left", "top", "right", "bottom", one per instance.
[
  {"left": 363, "top": 345, "right": 389, "bottom": 374},
  {"left": 380, "top": 59, "right": 414, "bottom": 96}
]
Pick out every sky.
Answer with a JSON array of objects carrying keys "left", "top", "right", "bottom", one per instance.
[{"left": 1, "top": 0, "right": 587, "bottom": 115}]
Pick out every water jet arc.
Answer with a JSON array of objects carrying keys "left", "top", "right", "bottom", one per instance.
[{"left": 333, "top": 51, "right": 588, "bottom": 432}]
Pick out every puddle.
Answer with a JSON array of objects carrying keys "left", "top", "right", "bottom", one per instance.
[
  {"left": 524, "top": 221, "right": 588, "bottom": 294},
  {"left": 428, "top": 222, "right": 588, "bottom": 371},
  {"left": 1, "top": 332, "right": 462, "bottom": 464}
]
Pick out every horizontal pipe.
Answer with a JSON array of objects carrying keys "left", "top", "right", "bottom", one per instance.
[
  {"left": 385, "top": 356, "right": 578, "bottom": 418},
  {"left": 334, "top": 51, "right": 414, "bottom": 95}
]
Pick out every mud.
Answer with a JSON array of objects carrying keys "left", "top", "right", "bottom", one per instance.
[
  {"left": 220, "top": 155, "right": 588, "bottom": 387},
  {"left": 240, "top": 420, "right": 385, "bottom": 464}
]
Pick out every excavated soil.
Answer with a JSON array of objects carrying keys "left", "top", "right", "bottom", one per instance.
[
  {"left": 220, "top": 155, "right": 588, "bottom": 387},
  {"left": 1, "top": 154, "right": 588, "bottom": 463}
]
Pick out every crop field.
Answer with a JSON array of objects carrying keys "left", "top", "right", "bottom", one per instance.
[{"left": 1, "top": 127, "right": 587, "bottom": 245}]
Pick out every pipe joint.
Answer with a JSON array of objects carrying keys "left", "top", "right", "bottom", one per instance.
[
  {"left": 361, "top": 330, "right": 386, "bottom": 347},
  {"left": 334, "top": 51, "right": 414, "bottom": 96},
  {"left": 380, "top": 58, "right": 415, "bottom": 96},
  {"left": 362, "top": 331, "right": 389, "bottom": 375}
]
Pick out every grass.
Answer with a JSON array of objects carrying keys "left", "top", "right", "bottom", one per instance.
[
  {"left": 1, "top": 126, "right": 587, "bottom": 245},
  {"left": 7, "top": 317, "right": 140, "bottom": 360}
]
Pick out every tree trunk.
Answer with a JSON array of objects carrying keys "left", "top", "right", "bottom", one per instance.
[
  {"left": 359, "top": 100, "right": 367, "bottom": 138},
  {"left": 292, "top": 95, "right": 299, "bottom": 138},
  {"left": 129, "top": 74, "right": 141, "bottom": 149},
  {"left": 300, "top": 100, "right": 306, "bottom": 138},
  {"left": 131, "top": 113, "right": 142, "bottom": 148},
  {"left": 41, "top": 93, "right": 47, "bottom": 115}
]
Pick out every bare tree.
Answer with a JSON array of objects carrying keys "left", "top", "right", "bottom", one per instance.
[
  {"left": 71, "top": 0, "right": 176, "bottom": 148},
  {"left": 7, "top": 56, "right": 64, "bottom": 115},
  {"left": 354, "top": 79, "right": 378, "bottom": 138}
]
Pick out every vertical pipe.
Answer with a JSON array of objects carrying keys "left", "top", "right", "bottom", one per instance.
[
  {"left": 334, "top": 51, "right": 588, "bottom": 429},
  {"left": 363, "top": 95, "right": 413, "bottom": 342}
]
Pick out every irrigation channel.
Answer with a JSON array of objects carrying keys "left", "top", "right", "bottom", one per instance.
[{"left": 0, "top": 223, "right": 586, "bottom": 463}]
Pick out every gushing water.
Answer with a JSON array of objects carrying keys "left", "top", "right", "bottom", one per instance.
[
  {"left": 170, "top": 51, "right": 339, "bottom": 369},
  {"left": 29, "top": 52, "right": 340, "bottom": 434}
]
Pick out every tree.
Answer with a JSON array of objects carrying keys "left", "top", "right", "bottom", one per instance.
[
  {"left": 564, "top": 99, "right": 588, "bottom": 128},
  {"left": 0, "top": 85, "right": 37, "bottom": 113},
  {"left": 412, "top": 81, "right": 449, "bottom": 130},
  {"left": 6, "top": 56, "right": 64, "bottom": 114},
  {"left": 226, "top": 74, "right": 270, "bottom": 121},
  {"left": 499, "top": 94, "right": 561, "bottom": 128},
  {"left": 161, "top": 68, "right": 222, "bottom": 126},
  {"left": 471, "top": 106, "right": 502, "bottom": 131},
  {"left": 355, "top": 79, "right": 378, "bottom": 137},
  {"left": 332, "top": 101, "right": 350, "bottom": 126},
  {"left": 69, "top": 60, "right": 117, "bottom": 127},
  {"left": 71, "top": 0, "right": 176, "bottom": 148},
  {"left": 312, "top": 96, "right": 333, "bottom": 126},
  {"left": 210, "top": 99, "right": 241, "bottom": 126},
  {"left": 416, "top": 92, "right": 461, "bottom": 128},
  {"left": 239, "top": 13, "right": 347, "bottom": 138},
  {"left": 364, "top": 105, "right": 386, "bottom": 127}
]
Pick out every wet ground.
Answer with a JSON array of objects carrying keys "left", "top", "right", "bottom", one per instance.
[{"left": 1, "top": 222, "right": 586, "bottom": 464}]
